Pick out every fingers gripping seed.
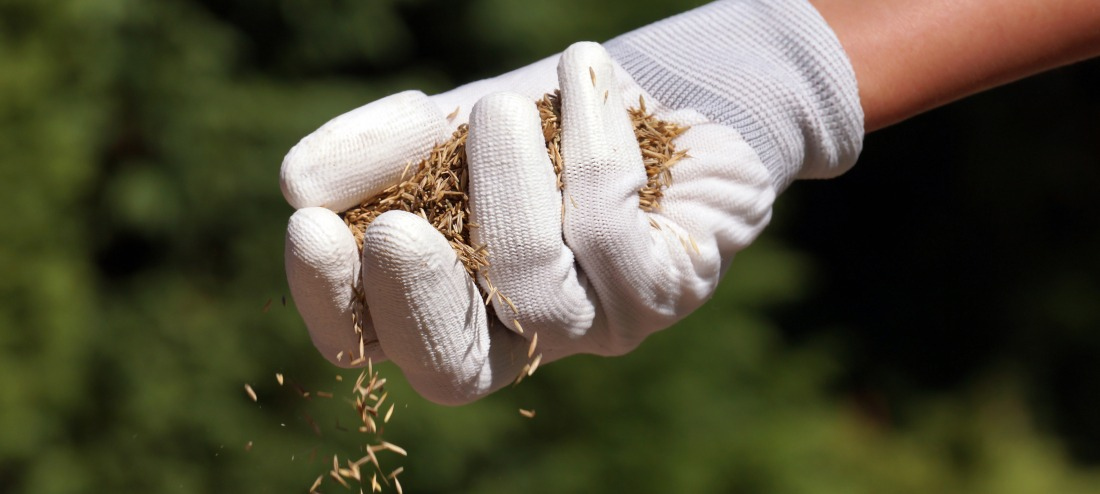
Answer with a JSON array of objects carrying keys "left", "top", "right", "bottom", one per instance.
[
  {"left": 340, "top": 92, "right": 687, "bottom": 375},
  {"left": 342, "top": 91, "right": 685, "bottom": 297}
]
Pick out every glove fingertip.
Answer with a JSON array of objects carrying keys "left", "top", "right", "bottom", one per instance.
[
  {"left": 558, "top": 42, "right": 621, "bottom": 107},
  {"left": 280, "top": 90, "right": 448, "bottom": 211}
]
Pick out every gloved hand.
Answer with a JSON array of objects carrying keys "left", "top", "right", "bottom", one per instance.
[{"left": 281, "top": 0, "right": 864, "bottom": 405}]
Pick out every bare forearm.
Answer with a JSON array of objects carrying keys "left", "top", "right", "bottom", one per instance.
[{"left": 811, "top": 0, "right": 1100, "bottom": 131}]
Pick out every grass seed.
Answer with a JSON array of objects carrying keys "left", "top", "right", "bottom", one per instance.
[{"left": 342, "top": 91, "right": 685, "bottom": 300}]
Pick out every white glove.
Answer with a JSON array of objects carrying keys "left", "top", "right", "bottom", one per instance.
[{"left": 281, "top": 0, "right": 863, "bottom": 405}]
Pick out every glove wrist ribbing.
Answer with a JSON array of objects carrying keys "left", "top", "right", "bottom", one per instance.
[{"left": 606, "top": 0, "right": 865, "bottom": 191}]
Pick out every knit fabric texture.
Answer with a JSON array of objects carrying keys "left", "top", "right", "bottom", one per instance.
[{"left": 606, "top": 0, "right": 864, "bottom": 190}]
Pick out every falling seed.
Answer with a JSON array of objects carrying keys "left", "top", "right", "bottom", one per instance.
[
  {"left": 384, "top": 403, "right": 395, "bottom": 423},
  {"left": 589, "top": 66, "right": 596, "bottom": 86},
  {"left": 339, "top": 466, "right": 359, "bottom": 482},
  {"left": 500, "top": 293, "right": 518, "bottom": 316},
  {"left": 354, "top": 371, "right": 367, "bottom": 393},
  {"left": 244, "top": 384, "right": 257, "bottom": 402},
  {"left": 514, "top": 364, "right": 529, "bottom": 385},
  {"left": 244, "top": 441, "right": 253, "bottom": 452},
  {"left": 316, "top": 391, "right": 334, "bottom": 399},
  {"left": 365, "top": 446, "right": 380, "bottom": 470},
  {"left": 335, "top": 375, "right": 343, "bottom": 382},
  {"left": 380, "top": 441, "right": 407, "bottom": 456},
  {"left": 484, "top": 283, "right": 499, "bottom": 307},
  {"left": 275, "top": 373, "right": 284, "bottom": 386},
  {"left": 519, "top": 408, "right": 536, "bottom": 418},
  {"left": 528, "top": 332, "right": 538, "bottom": 358},
  {"left": 336, "top": 350, "right": 345, "bottom": 362},
  {"left": 527, "top": 353, "right": 543, "bottom": 376},
  {"left": 309, "top": 475, "right": 323, "bottom": 493},
  {"left": 446, "top": 106, "right": 460, "bottom": 121},
  {"left": 330, "top": 470, "right": 350, "bottom": 488}
]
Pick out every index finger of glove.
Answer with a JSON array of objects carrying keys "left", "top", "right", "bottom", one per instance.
[
  {"left": 467, "top": 92, "right": 595, "bottom": 342},
  {"left": 280, "top": 90, "right": 449, "bottom": 212}
]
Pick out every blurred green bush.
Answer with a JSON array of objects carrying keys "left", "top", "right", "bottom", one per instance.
[{"left": 2, "top": 0, "right": 1098, "bottom": 492}]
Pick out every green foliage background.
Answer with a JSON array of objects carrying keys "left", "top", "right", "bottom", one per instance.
[{"left": 2, "top": 0, "right": 1099, "bottom": 492}]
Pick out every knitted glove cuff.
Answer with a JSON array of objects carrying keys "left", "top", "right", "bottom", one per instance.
[{"left": 606, "top": 0, "right": 864, "bottom": 191}]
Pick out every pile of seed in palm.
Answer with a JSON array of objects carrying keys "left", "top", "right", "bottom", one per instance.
[{"left": 342, "top": 91, "right": 688, "bottom": 282}]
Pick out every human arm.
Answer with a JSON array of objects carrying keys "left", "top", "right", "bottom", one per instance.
[{"left": 810, "top": 0, "right": 1100, "bottom": 131}]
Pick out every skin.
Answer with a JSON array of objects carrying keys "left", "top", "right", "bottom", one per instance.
[{"left": 809, "top": 0, "right": 1100, "bottom": 131}]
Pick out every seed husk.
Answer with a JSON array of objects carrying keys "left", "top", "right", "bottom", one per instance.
[{"left": 527, "top": 354, "right": 542, "bottom": 376}]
